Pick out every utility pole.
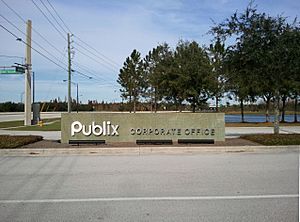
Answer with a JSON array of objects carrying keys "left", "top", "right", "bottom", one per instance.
[
  {"left": 76, "top": 83, "right": 79, "bottom": 113},
  {"left": 32, "top": 71, "right": 35, "bottom": 103},
  {"left": 67, "top": 33, "right": 72, "bottom": 113},
  {"left": 24, "top": 20, "right": 32, "bottom": 126}
]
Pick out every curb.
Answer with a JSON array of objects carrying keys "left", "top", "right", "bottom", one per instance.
[{"left": 0, "top": 145, "right": 298, "bottom": 156}]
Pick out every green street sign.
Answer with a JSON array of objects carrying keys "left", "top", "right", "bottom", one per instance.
[
  {"left": 15, "top": 66, "right": 25, "bottom": 73},
  {"left": 0, "top": 67, "right": 25, "bottom": 74}
]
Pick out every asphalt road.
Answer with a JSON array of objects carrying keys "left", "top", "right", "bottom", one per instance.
[
  {"left": 0, "top": 112, "right": 61, "bottom": 122},
  {"left": 0, "top": 151, "right": 298, "bottom": 221}
]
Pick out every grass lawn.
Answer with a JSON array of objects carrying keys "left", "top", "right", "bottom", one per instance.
[
  {"left": 241, "top": 134, "right": 300, "bottom": 146},
  {"left": 0, "top": 118, "right": 61, "bottom": 130},
  {"left": 0, "top": 120, "right": 24, "bottom": 129},
  {"left": 10, "top": 119, "right": 61, "bottom": 131},
  {"left": 0, "top": 135, "right": 43, "bottom": 148}
]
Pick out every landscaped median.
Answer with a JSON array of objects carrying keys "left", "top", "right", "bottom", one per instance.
[
  {"left": 0, "top": 135, "right": 43, "bottom": 149},
  {"left": 0, "top": 134, "right": 299, "bottom": 150},
  {"left": 241, "top": 134, "right": 300, "bottom": 146}
]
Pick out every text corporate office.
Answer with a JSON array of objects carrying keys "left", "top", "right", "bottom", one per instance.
[{"left": 61, "top": 113, "right": 225, "bottom": 144}]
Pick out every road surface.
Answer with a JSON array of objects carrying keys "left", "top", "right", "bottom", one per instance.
[
  {"left": 0, "top": 151, "right": 298, "bottom": 221},
  {"left": 0, "top": 112, "right": 62, "bottom": 122}
]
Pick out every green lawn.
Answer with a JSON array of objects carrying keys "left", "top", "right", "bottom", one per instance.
[
  {"left": 241, "top": 134, "right": 300, "bottom": 145},
  {"left": 0, "top": 120, "right": 24, "bottom": 129},
  {"left": 11, "top": 119, "right": 61, "bottom": 131},
  {"left": 0, "top": 118, "right": 61, "bottom": 131}
]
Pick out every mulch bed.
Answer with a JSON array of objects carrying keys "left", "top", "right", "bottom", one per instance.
[{"left": 21, "top": 138, "right": 260, "bottom": 149}]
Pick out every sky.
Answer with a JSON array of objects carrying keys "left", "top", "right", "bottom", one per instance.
[{"left": 0, "top": 0, "right": 299, "bottom": 104}]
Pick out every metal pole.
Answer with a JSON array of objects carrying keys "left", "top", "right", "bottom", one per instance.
[
  {"left": 67, "top": 33, "right": 71, "bottom": 113},
  {"left": 24, "top": 20, "right": 32, "bottom": 126},
  {"left": 76, "top": 83, "right": 79, "bottom": 113}
]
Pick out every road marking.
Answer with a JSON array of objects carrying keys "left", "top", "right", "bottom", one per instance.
[{"left": 0, "top": 194, "right": 298, "bottom": 204}]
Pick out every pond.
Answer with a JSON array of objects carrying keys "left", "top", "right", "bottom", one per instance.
[{"left": 225, "top": 114, "right": 300, "bottom": 123}]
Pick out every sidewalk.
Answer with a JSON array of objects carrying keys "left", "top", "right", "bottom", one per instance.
[
  {"left": 226, "top": 126, "right": 300, "bottom": 138},
  {"left": 0, "top": 145, "right": 298, "bottom": 156}
]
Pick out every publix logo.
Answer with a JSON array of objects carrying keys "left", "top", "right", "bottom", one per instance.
[{"left": 71, "top": 121, "right": 119, "bottom": 136}]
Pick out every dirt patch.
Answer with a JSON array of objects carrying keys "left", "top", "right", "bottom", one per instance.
[{"left": 21, "top": 138, "right": 260, "bottom": 149}]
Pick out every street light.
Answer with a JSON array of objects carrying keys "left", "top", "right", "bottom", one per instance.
[{"left": 63, "top": 80, "right": 79, "bottom": 113}]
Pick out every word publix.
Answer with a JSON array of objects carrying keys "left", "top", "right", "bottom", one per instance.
[{"left": 71, "top": 121, "right": 119, "bottom": 136}]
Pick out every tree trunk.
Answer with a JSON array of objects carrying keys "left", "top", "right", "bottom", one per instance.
[
  {"left": 178, "top": 99, "right": 183, "bottom": 112},
  {"left": 294, "top": 95, "right": 298, "bottom": 123},
  {"left": 240, "top": 99, "right": 245, "bottom": 123},
  {"left": 192, "top": 97, "right": 196, "bottom": 113},
  {"left": 129, "top": 95, "right": 132, "bottom": 113},
  {"left": 215, "top": 96, "right": 219, "bottom": 112},
  {"left": 281, "top": 95, "right": 287, "bottom": 123},
  {"left": 133, "top": 98, "right": 136, "bottom": 113},
  {"left": 274, "top": 91, "right": 280, "bottom": 134},
  {"left": 265, "top": 97, "right": 271, "bottom": 123},
  {"left": 154, "top": 86, "right": 157, "bottom": 113}
]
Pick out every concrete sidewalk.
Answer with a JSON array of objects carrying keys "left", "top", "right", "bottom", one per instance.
[
  {"left": 226, "top": 126, "right": 300, "bottom": 138},
  {"left": 0, "top": 126, "right": 299, "bottom": 140},
  {"left": 0, "top": 145, "right": 298, "bottom": 156}
]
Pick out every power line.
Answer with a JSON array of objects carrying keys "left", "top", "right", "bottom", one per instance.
[
  {"left": 45, "top": 0, "right": 72, "bottom": 33},
  {"left": 74, "top": 35, "right": 119, "bottom": 67},
  {"left": 0, "top": 54, "right": 24, "bottom": 59},
  {"left": 39, "top": 0, "right": 68, "bottom": 34},
  {"left": 72, "top": 60, "right": 119, "bottom": 87},
  {"left": 74, "top": 41, "right": 119, "bottom": 70},
  {"left": 30, "top": 0, "right": 66, "bottom": 41},
  {"left": 0, "top": 0, "right": 65, "bottom": 58},
  {"left": 0, "top": 23, "right": 68, "bottom": 71},
  {"left": 73, "top": 70, "right": 93, "bottom": 79},
  {"left": 0, "top": 14, "right": 67, "bottom": 68},
  {"left": 1, "top": 23, "right": 94, "bottom": 82},
  {"left": 1, "top": 0, "right": 118, "bottom": 85},
  {"left": 74, "top": 46, "right": 118, "bottom": 73},
  {"left": 0, "top": 0, "right": 26, "bottom": 22},
  {"left": 73, "top": 61, "right": 116, "bottom": 83},
  {"left": 26, "top": 0, "right": 119, "bottom": 80}
]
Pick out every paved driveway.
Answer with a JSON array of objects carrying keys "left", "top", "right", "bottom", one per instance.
[{"left": 0, "top": 152, "right": 298, "bottom": 221}]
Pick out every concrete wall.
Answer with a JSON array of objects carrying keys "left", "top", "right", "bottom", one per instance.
[{"left": 61, "top": 112, "right": 225, "bottom": 143}]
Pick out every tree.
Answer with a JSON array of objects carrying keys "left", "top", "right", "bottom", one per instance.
[
  {"left": 224, "top": 42, "right": 257, "bottom": 122},
  {"left": 278, "top": 23, "right": 300, "bottom": 122},
  {"left": 208, "top": 37, "right": 226, "bottom": 112},
  {"left": 174, "top": 40, "right": 212, "bottom": 112},
  {"left": 211, "top": 2, "right": 299, "bottom": 131},
  {"left": 118, "top": 49, "right": 144, "bottom": 112},
  {"left": 143, "top": 43, "right": 173, "bottom": 112}
]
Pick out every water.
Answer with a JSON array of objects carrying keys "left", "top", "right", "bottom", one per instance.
[{"left": 225, "top": 114, "right": 300, "bottom": 123}]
